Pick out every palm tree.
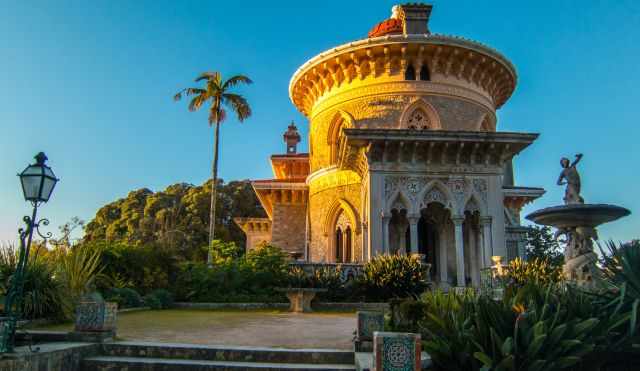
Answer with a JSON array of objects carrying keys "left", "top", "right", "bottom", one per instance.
[{"left": 174, "top": 72, "right": 252, "bottom": 266}]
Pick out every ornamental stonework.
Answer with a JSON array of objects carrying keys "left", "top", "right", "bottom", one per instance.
[
  {"left": 311, "top": 80, "right": 495, "bottom": 121},
  {"left": 308, "top": 169, "right": 361, "bottom": 196},
  {"left": 384, "top": 175, "right": 489, "bottom": 215}
]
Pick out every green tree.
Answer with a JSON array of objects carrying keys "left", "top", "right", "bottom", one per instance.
[
  {"left": 83, "top": 179, "right": 264, "bottom": 258},
  {"left": 174, "top": 72, "right": 252, "bottom": 266},
  {"left": 525, "top": 225, "right": 564, "bottom": 267}
]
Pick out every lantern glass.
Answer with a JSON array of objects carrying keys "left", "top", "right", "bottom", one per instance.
[
  {"left": 40, "top": 166, "right": 57, "bottom": 202},
  {"left": 18, "top": 153, "right": 58, "bottom": 203}
]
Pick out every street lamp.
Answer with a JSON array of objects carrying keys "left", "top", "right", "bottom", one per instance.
[{"left": 0, "top": 152, "right": 58, "bottom": 353}]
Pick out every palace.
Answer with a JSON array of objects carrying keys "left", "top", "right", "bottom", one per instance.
[{"left": 235, "top": 4, "right": 544, "bottom": 288}]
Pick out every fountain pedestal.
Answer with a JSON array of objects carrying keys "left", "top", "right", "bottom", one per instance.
[{"left": 526, "top": 204, "right": 630, "bottom": 287}]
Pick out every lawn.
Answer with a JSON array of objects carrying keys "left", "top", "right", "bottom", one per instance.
[{"left": 32, "top": 309, "right": 357, "bottom": 349}]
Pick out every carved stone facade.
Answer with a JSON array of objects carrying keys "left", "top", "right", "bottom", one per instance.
[{"left": 235, "top": 4, "right": 545, "bottom": 287}]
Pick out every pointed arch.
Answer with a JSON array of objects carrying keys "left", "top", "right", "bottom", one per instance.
[
  {"left": 463, "top": 192, "right": 487, "bottom": 216},
  {"left": 323, "top": 198, "right": 360, "bottom": 236},
  {"left": 398, "top": 98, "right": 441, "bottom": 130},
  {"left": 477, "top": 112, "right": 496, "bottom": 132},
  {"left": 386, "top": 190, "right": 412, "bottom": 214},
  {"left": 464, "top": 197, "right": 481, "bottom": 215},
  {"left": 327, "top": 110, "right": 356, "bottom": 164},
  {"left": 418, "top": 180, "right": 455, "bottom": 212}
]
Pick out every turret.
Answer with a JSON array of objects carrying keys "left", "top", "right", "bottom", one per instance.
[{"left": 283, "top": 121, "right": 301, "bottom": 154}]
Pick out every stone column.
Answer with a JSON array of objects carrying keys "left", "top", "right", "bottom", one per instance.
[
  {"left": 368, "top": 173, "right": 384, "bottom": 257},
  {"left": 382, "top": 215, "right": 390, "bottom": 254},
  {"left": 361, "top": 222, "right": 369, "bottom": 262},
  {"left": 469, "top": 225, "right": 479, "bottom": 287},
  {"left": 453, "top": 217, "right": 465, "bottom": 287},
  {"left": 408, "top": 215, "right": 419, "bottom": 254},
  {"left": 481, "top": 217, "right": 493, "bottom": 268},
  {"left": 439, "top": 226, "right": 448, "bottom": 286}
]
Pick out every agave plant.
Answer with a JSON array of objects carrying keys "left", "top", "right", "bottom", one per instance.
[
  {"left": 52, "top": 245, "right": 104, "bottom": 317},
  {"left": 360, "top": 255, "right": 428, "bottom": 301},
  {"left": 504, "top": 257, "right": 563, "bottom": 290},
  {"left": 473, "top": 286, "right": 600, "bottom": 371},
  {"left": 419, "top": 290, "right": 479, "bottom": 370}
]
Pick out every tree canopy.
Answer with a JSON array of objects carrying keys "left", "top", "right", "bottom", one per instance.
[
  {"left": 525, "top": 225, "right": 564, "bottom": 267},
  {"left": 83, "top": 179, "right": 265, "bottom": 259}
]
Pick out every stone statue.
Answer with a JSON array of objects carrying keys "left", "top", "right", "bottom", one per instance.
[{"left": 557, "top": 153, "right": 584, "bottom": 205}]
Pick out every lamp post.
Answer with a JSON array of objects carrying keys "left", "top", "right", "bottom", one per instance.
[{"left": 0, "top": 152, "right": 58, "bottom": 353}]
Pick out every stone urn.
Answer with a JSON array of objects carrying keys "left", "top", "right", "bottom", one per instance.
[
  {"left": 276, "top": 288, "right": 327, "bottom": 313},
  {"left": 70, "top": 292, "right": 117, "bottom": 342}
]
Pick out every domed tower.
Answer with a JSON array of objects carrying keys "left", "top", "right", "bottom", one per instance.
[{"left": 287, "top": 3, "right": 544, "bottom": 288}]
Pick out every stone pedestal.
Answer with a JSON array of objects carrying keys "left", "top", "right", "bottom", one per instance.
[
  {"left": 70, "top": 293, "right": 117, "bottom": 342},
  {"left": 278, "top": 288, "right": 327, "bottom": 313},
  {"left": 355, "top": 311, "right": 384, "bottom": 352},
  {"left": 373, "top": 332, "right": 421, "bottom": 371}
]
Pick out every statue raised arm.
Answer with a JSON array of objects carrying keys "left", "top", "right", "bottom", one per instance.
[{"left": 557, "top": 153, "right": 584, "bottom": 205}]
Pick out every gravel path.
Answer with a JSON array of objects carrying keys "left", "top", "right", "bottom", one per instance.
[{"left": 36, "top": 309, "right": 357, "bottom": 349}]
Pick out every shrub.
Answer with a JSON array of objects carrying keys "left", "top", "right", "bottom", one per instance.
[
  {"left": 358, "top": 255, "right": 429, "bottom": 301},
  {"left": 105, "top": 287, "right": 143, "bottom": 308},
  {"left": 0, "top": 244, "right": 67, "bottom": 320},
  {"left": 85, "top": 241, "right": 176, "bottom": 295},
  {"left": 22, "top": 259, "right": 68, "bottom": 320},
  {"left": 393, "top": 278, "right": 640, "bottom": 371},
  {"left": 144, "top": 289, "right": 174, "bottom": 309},
  {"left": 503, "top": 257, "right": 563, "bottom": 291},
  {"left": 287, "top": 266, "right": 312, "bottom": 288},
  {"left": 171, "top": 244, "right": 289, "bottom": 303},
  {"left": 209, "top": 239, "right": 243, "bottom": 265}
]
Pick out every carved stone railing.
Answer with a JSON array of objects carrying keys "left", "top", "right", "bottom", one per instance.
[{"left": 289, "top": 262, "right": 364, "bottom": 283}]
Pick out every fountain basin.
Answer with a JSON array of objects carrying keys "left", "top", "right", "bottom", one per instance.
[{"left": 525, "top": 204, "right": 631, "bottom": 229}]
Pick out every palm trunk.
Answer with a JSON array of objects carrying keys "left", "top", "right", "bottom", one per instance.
[{"left": 207, "top": 119, "right": 221, "bottom": 267}]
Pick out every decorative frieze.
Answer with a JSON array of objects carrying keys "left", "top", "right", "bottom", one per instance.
[{"left": 384, "top": 175, "right": 488, "bottom": 215}]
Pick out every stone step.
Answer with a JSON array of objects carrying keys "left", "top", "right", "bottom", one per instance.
[
  {"left": 82, "top": 356, "right": 357, "bottom": 371},
  {"left": 101, "top": 341, "right": 355, "bottom": 365}
]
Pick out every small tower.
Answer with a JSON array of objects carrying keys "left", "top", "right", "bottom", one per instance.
[{"left": 283, "top": 121, "right": 301, "bottom": 154}]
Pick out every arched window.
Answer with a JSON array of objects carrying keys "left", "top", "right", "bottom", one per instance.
[
  {"left": 327, "top": 111, "right": 355, "bottom": 165},
  {"left": 335, "top": 227, "right": 343, "bottom": 263},
  {"left": 407, "top": 108, "right": 431, "bottom": 130},
  {"left": 419, "top": 65, "right": 430, "bottom": 81},
  {"left": 399, "top": 99, "right": 441, "bottom": 130},
  {"left": 345, "top": 227, "right": 352, "bottom": 263},
  {"left": 405, "top": 65, "right": 416, "bottom": 80}
]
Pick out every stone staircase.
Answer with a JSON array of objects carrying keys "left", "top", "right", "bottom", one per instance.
[{"left": 81, "top": 341, "right": 356, "bottom": 370}]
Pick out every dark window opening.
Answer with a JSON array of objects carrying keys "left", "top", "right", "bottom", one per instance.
[
  {"left": 420, "top": 65, "right": 430, "bottom": 81},
  {"left": 345, "top": 227, "right": 352, "bottom": 263},
  {"left": 405, "top": 65, "right": 416, "bottom": 80},
  {"left": 335, "top": 227, "right": 343, "bottom": 263}
]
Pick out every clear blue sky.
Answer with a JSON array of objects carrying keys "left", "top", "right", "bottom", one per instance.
[{"left": 1, "top": 0, "right": 638, "bottom": 244}]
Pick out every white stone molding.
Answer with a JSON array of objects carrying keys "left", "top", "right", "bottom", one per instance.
[{"left": 452, "top": 216, "right": 466, "bottom": 287}]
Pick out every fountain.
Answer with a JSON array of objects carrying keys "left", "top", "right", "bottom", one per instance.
[{"left": 526, "top": 154, "right": 631, "bottom": 286}]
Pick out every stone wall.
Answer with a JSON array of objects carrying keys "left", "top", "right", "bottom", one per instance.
[
  {"left": 0, "top": 343, "right": 99, "bottom": 371},
  {"left": 270, "top": 203, "right": 306, "bottom": 255},
  {"left": 246, "top": 230, "right": 271, "bottom": 251}
]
